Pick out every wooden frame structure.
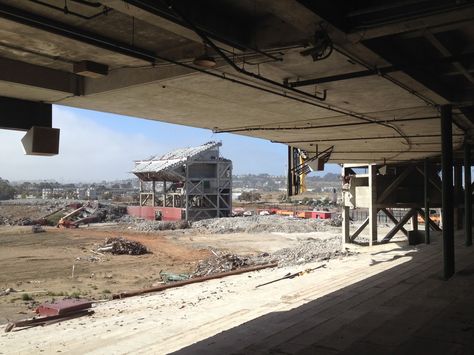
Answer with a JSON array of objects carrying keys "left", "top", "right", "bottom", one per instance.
[{"left": 342, "top": 163, "right": 443, "bottom": 245}]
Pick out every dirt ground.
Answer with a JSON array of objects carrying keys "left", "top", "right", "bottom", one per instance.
[{"left": 0, "top": 226, "right": 210, "bottom": 323}]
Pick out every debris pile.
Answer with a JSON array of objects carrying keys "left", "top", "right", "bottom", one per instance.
[
  {"left": 97, "top": 237, "right": 149, "bottom": 255},
  {"left": 0, "top": 200, "right": 128, "bottom": 227},
  {"left": 192, "top": 215, "right": 336, "bottom": 234},
  {"left": 128, "top": 220, "right": 190, "bottom": 232},
  {"left": 5, "top": 299, "right": 94, "bottom": 332},
  {"left": 193, "top": 235, "right": 345, "bottom": 276},
  {"left": 271, "top": 236, "right": 344, "bottom": 266},
  {"left": 193, "top": 251, "right": 256, "bottom": 277}
]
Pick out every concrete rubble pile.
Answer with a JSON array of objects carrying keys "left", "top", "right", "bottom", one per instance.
[
  {"left": 193, "top": 235, "right": 345, "bottom": 276},
  {"left": 126, "top": 219, "right": 190, "bottom": 232},
  {"left": 270, "top": 236, "right": 345, "bottom": 266},
  {"left": 97, "top": 237, "right": 149, "bottom": 255},
  {"left": 0, "top": 199, "right": 64, "bottom": 226},
  {"left": 192, "top": 251, "right": 255, "bottom": 277},
  {"left": 0, "top": 200, "right": 127, "bottom": 227},
  {"left": 192, "top": 215, "right": 338, "bottom": 234}
]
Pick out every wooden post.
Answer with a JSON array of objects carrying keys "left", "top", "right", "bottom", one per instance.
[
  {"left": 343, "top": 206, "right": 350, "bottom": 244},
  {"left": 465, "top": 142, "right": 472, "bottom": 246},
  {"left": 454, "top": 162, "right": 463, "bottom": 230},
  {"left": 441, "top": 104, "right": 455, "bottom": 279},
  {"left": 424, "top": 159, "right": 430, "bottom": 244},
  {"left": 368, "top": 164, "right": 377, "bottom": 246}
]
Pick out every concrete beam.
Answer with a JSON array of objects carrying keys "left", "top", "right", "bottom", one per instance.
[
  {"left": 424, "top": 32, "right": 474, "bottom": 85},
  {"left": 102, "top": 0, "right": 246, "bottom": 53},
  {"left": 0, "top": 96, "right": 51, "bottom": 131},
  {"left": 83, "top": 64, "right": 196, "bottom": 95},
  {"left": 0, "top": 56, "right": 80, "bottom": 95},
  {"left": 347, "top": 5, "right": 474, "bottom": 41}
]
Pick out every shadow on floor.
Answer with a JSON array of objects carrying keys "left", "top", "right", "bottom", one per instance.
[{"left": 172, "top": 236, "right": 474, "bottom": 355}]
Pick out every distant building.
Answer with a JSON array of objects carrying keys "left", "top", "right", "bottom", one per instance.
[
  {"left": 42, "top": 188, "right": 52, "bottom": 199},
  {"left": 132, "top": 141, "right": 232, "bottom": 221}
]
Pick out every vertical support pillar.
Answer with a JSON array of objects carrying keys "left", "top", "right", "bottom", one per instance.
[
  {"left": 412, "top": 213, "right": 418, "bottom": 231},
  {"left": 341, "top": 165, "right": 350, "bottom": 244},
  {"left": 454, "top": 162, "right": 463, "bottom": 230},
  {"left": 163, "top": 181, "right": 166, "bottom": 207},
  {"left": 217, "top": 161, "right": 220, "bottom": 217},
  {"left": 441, "top": 105, "right": 455, "bottom": 279},
  {"left": 139, "top": 180, "right": 143, "bottom": 206},
  {"left": 287, "top": 146, "right": 293, "bottom": 197},
  {"left": 343, "top": 206, "right": 350, "bottom": 243},
  {"left": 152, "top": 181, "right": 155, "bottom": 207},
  {"left": 424, "top": 159, "right": 431, "bottom": 244},
  {"left": 185, "top": 162, "right": 189, "bottom": 221},
  {"left": 465, "top": 141, "right": 472, "bottom": 246},
  {"left": 368, "top": 164, "right": 377, "bottom": 246}
]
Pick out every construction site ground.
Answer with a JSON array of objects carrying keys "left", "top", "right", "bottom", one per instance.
[
  {"left": 2, "top": 228, "right": 470, "bottom": 354},
  {"left": 0, "top": 202, "right": 418, "bottom": 354}
]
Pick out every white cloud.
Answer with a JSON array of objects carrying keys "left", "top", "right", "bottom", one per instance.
[{"left": 0, "top": 107, "right": 165, "bottom": 182}]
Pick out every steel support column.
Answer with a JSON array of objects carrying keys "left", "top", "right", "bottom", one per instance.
[
  {"left": 424, "top": 159, "right": 431, "bottom": 244},
  {"left": 441, "top": 105, "right": 455, "bottom": 279},
  {"left": 465, "top": 141, "right": 472, "bottom": 246}
]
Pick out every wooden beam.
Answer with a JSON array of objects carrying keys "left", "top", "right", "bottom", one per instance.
[
  {"left": 415, "top": 208, "right": 442, "bottom": 232},
  {"left": 382, "top": 208, "right": 416, "bottom": 243},
  {"left": 415, "top": 166, "right": 442, "bottom": 192},
  {"left": 377, "top": 166, "right": 414, "bottom": 204},
  {"left": 350, "top": 217, "right": 369, "bottom": 242},
  {"left": 381, "top": 208, "right": 408, "bottom": 236}
]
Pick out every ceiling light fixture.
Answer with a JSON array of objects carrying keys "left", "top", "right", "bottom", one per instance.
[{"left": 193, "top": 45, "right": 216, "bottom": 68}]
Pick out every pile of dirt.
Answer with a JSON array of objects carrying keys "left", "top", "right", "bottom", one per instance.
[
  {"left": 192, "top": 215, "right": 335, "bottom": 234},
  {"left": 98, "top": 237, "right": 149, "bottom": 255}
]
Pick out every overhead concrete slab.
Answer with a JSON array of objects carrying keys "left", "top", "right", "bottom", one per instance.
[{"left": 0, "top": 0, "right": 472, "bottom": 163}]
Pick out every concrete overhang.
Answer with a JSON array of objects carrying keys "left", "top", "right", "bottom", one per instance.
[{"left": 0, "top": 0, "right": 473, "bottom": 164}]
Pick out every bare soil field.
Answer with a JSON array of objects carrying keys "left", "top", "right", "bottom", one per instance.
[
  {"left": 0, "top": 201, "right": 406, "bottom": 328},
  {"left": 0, "top": 226, "right": 210, "bottom": 323}
]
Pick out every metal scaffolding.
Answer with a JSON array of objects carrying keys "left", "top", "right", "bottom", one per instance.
[{"left": 132, "top": 141, "right": 232, "bottom": 221}]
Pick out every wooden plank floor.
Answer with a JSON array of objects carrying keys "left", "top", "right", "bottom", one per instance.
[{"left": 174, "top": 233, "right": 474, "bottom": 355}]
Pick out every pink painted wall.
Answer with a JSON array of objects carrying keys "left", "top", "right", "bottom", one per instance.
[{"left": 127, "top": 206, "right": 182, "bottom": 221}]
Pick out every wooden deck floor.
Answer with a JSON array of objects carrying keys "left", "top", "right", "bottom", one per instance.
[{"left": 175, "top": 233, "right": 474, "bottom": 355}]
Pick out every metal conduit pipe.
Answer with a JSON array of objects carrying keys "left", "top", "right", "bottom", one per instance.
[
  {"left": 164, "top": 0, "right": 412, "bottom": 145},
  {"left": 213, "top": 116, "right": 439, "bottom": 133},
  {"left": 165, "top": 1, "right": 326, "bottom": 101},
  {"left": 70, "top": 0, "right": 102, "bottom": 8}
]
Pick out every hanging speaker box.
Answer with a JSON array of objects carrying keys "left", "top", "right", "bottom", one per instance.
[{"left": 21, "top": 126, "right": 60, "bottom": 156}]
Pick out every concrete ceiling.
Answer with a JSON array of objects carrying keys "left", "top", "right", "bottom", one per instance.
[{"left": 0, "top": 0, "right": 473, "bottom": 164}]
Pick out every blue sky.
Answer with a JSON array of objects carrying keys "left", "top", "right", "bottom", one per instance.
[{"left": 0, "top": 105, "right": 339, "bottom": 182}]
